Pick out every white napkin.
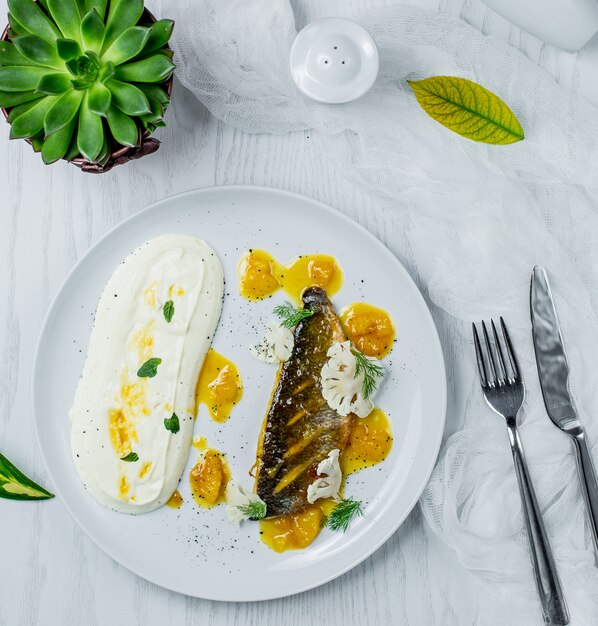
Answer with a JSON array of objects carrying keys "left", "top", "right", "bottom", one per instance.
[{"left": 155, "top": 0, "right": 598, "bottom": 622}]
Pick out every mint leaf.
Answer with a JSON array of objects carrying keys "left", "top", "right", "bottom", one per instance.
[
  {"left": 163, "top": 300, "right": 174, "bottom": 323},
  {"left": 137, "top": 357, "right": 161, "bottom": 378},
  {"left": 120, "top": 452, "right": 139, "bottom": 462},
  {"left": 164, "top": 413, "right": 180, "bottom": 434}
]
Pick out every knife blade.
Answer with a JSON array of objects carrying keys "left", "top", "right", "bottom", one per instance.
[
  {"left": 530, "top": 266, "right": 580, "bottom": 430},
  {"left": 531, "top": 265, "right": 598, "bottom": 559}
]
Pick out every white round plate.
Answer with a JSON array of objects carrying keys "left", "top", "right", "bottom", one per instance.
[{"left": 33, "top": 186, "right": 446, "bottom": 601}]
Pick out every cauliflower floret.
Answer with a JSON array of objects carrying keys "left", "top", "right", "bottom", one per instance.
[
  {"left": 249, "top": 319, "right": 294, "bottom": 364},
  {"left": 225, "top": 480, "right": 267, "bottom": 525},
  {"left": 307, "top": 449, "right": 342, "bottom": 504},
  {"left": 320, "top": 341, "right": 383, "bottom": 418}
]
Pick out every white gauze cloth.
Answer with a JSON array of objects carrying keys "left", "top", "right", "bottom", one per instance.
[{"left": 154, "top": 0, "right": 598, "bottom": 622}]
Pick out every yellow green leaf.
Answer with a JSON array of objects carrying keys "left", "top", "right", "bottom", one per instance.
[
  {"left": 408, "top": 76, "right": 524, "bottom": 145},
  {"left": 0, "top": 452, "right": 54, "bottom": 500}
]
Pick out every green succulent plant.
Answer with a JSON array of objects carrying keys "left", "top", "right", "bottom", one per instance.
[{"left": 0, "top": 0, "right": 174, "bottom": 165}]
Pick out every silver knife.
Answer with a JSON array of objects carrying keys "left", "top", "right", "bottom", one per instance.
[{"left": 531, "top": 266, "right": 598, "bottom": 558}]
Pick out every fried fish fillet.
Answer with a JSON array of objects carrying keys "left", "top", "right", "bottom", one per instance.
[{"left": 255, "top": 287, "right": 353, "bottom": 517}]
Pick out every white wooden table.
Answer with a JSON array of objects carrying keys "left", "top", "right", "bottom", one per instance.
[{"left": 2, "top": 1, "right": 596, "bottom": 624}]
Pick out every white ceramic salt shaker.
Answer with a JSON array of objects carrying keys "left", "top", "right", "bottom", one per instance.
[
  {"left": 289, "top": 18, "right": 379, "bottom": 104},
  {"left": 482, "top": 0, "right": 598, "bottom": 52}
]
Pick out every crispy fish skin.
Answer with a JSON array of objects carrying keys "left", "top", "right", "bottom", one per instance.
[{"left": 255, "top": 287, "right": 353, "bottom": 517}]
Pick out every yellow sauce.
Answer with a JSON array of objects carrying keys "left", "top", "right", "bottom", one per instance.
[
  {"left": 118, "top": 475, "right": 130, "bottom": 500},
  {"left": 189, "top": 448, "right": 231, "bottom": 508},
  {"left": 237, "top": 249, "right": 343, "bottom": 304},
  {"left": 139, "top": 461, "right": 152, "bottom": 479},
  {"left": 166, "top": 490, "right": 183, "bottom": 509},
  {"left": 340, "top": 302, "right": 395, "bottom": 358},
  {"left": 192, "top": 436, "right": 208, "bottom": 451},
  {"left": 259, "top": 504, "right": 324, "bottom": 553},
  {"left": 108, "top": 408, "right": 138, "bottom": 457},
  {"left": 131, "top": 319, "right": 155, "bottom": 363},
  {"left": 195, "top": 349, "right": 243, "bottom": 423},
  {"left": 259, "top": 409, "right": 393, "bottom": 552},
  {"left": 341, "top": 409, "right": 393, "bottom": 475}
]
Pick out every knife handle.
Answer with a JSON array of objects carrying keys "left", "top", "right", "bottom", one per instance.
[
  {"left": 573, "top": 430, "right": 598, "bottom": 558},
  {"left": 507, "top": 418, "right": 569, "bottom": 626}
]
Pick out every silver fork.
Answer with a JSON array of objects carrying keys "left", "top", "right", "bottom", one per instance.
[{"left": 473, "top": 318, "right": 569, "bottom": 626}]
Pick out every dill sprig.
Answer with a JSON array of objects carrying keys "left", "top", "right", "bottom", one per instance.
[
  {"left": 273, "top": 300, "right": 314, "bottom": 329},
  {"left": 352, "top": 347, "right": 384, "bottom": 399},
  {"left": 325, "top": 497, "right": 364, "bottom": 532},
  {"left": 237, "top": 500, "right": 267, "bottom": 520}
]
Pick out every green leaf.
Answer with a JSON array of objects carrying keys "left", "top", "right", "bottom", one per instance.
[
  {"left": 7, "top": 97, "right": 39, "bottom": 122},
  {"left": 0, "top": 41, "right": 46, "bottom": 67},
  {"left": 36, "top": 73, "right": 72, "bottom": 94},
  {"left": 106, "top": 103, "right": 138, "bottom": 146},
  {"left": 137, "top": 357, "right": 161, "bottom": 378},
  {"left": 103, "top": 26, "right": 149, "bottom": 66},
  {"left": 0, "top": 90, "right": 42, "bottom": 108},
  {"left": 65, "top": 128, "right": 81, "bottom": 160},
  {"left": 140, "top": 19, "right": 174, "bottom": 57},
  {"left": 42, "top": 115, "right": 77, "bottom": 163},
  {"left": 10, "top": 95, "right": 58, "bottom": 138},
  {"left": 80, "top": 8, "right": 105, "bottom": 54},
  {"left": 96, "top": 137, "right": 110, "bottom": 166},
  {"left": 120, "top": 452, "right": 139, "bottom": 462},
  {"left": 8, "top": 0, "right": 62, "bottom": 44},
  {"left": 102, "top": 0, "right": 143, "bottom": 51},
  {"left": 77, "top": 92, "right": 103, "bottom": 162},
  {"left": 163, "top": 413, "right": 180, "bottom": 434},
  {"left": 44, "top": 88, "right": 83, "bottom": 134},
  {"left": 47, "top": 0, "right": 83, "bottom": 43},
  {"left": 0, "top": 66, "right": 49, "bottom": 92},
  {"left": 84, "top": 0, "right": 107, "bottom": 20},
  {"left": 31, "top": 133, "right": 44, "bottom": 152},
  {"left": 107, "top": 78, "right": 150, "bottom": 115},
  {"left": 0, "top": 452, "right": 54, "bottom": 500},
  {"left": 56, "top": 38, "right": 82, "bottom": 61},
  {"left": 139, "top": 94, "right": 164, "bottom": 125},
  {"left": 12, "top": 35, "right": 63, "bottom": 70},
  {"left": 114, "top": 55, "right": 175, "bottom": 83},
  {"left": 87, "top": 80, "right": 110, "bottom": 115},
  {"left": 163, "top": 300, "right": 174, "bottom": 323},
  {"left": 136, "top": 83, "right": 169, "bottom": 107},
  {"left": 408, "top": 76, "right": 525, "bottom": 145},
  {"left": 98, "top": 60, "right": 114, "bottom": 84}
]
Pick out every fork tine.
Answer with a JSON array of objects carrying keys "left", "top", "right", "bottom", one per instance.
[
  {"left": 472, "top": 323, "right": 488, "bottom": 387},
  {"left": 491, "top": 319, "right": 508, "bottom": 385},
  {"left": 481, "top": 321, "right": 498, "bottom": 387},
  {"left": 500, "top": 317, "right": 520, "bottom": 382}
]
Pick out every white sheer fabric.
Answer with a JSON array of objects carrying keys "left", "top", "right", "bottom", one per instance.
[{"left": 156, "top": 0, "right": 598, "bottom": 621}]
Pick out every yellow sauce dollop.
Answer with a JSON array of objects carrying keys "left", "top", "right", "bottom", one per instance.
[
  {"left": 259, "top": 504, "right": 324, "bottom": 553},
  {"left": 166, "top": 489, "right": 183, "bottom": 509},
  {"left": 189, "top": 448, "right": 230, "bottom": 508},
  {"left": 340, "top": 302, "right": 396, "bottom": 358},
  {"left": 237, "top": 249, "right": 343, "bottom": 304},
  {"left": 195, "top": 349, "right": 243, "bottom": 423},
  {"left": 341, "top": 409, "right": 393, "bottom": 475}
]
